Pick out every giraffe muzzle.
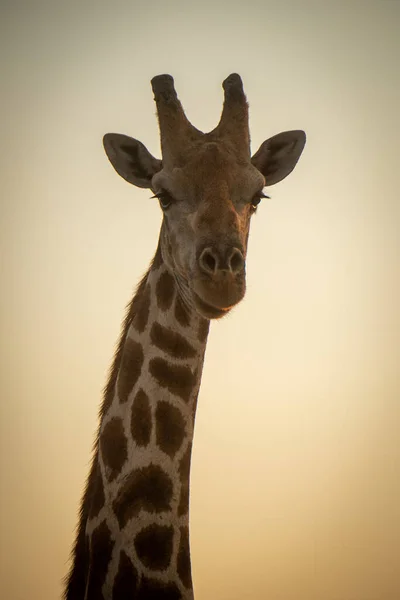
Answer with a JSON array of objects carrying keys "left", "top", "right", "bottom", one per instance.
[{"left": 192, "top": 245, "right": 246, "bottom": 318}]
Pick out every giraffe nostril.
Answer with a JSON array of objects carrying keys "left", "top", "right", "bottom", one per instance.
[
  {"left": 199, "top": 248, "right": 218, "bottom": 274},
  {"left": 204, "top": 254, "right": 216, "bottom": 271},
  {"left": 229, "top": 248, "right": 244, "bottom": 274}
]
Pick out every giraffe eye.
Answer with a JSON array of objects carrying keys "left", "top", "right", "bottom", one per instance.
[
  {"left": 151, "top": 190, "right": 174, "bottom": 210},
  {"left": 250, "top": 191, "right": 269, "bottom": 211}
]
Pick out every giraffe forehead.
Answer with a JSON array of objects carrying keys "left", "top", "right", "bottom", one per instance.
[
  {"left": 156, "top": 163, "right": 262, "bottom": 205},
  {"left": 185, "top": 144, "right": 247, "bottom": 188},
  {"left": 154, "top": 141, "right": 262, "bottom": 200}
]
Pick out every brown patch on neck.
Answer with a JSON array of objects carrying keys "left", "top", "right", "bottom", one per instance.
[
  {"left": 174, "top": 294, "right": 191, "bottom": 327},
  {"left": 178, "top": 444, "right": 192, "bottom": 516},
  {"left": 137, "top": 577, "right": 181, "bottom": 599},
  {"left": 155, "top": 401, "right": 186, "bottom": 457},
  {"left": 134, "top": 524, "right": 174, "bottom": 571},
  {"left": 177, "top": 526, "right": 192, "bottom": 589},
  {"left": 88, "top": 458, "right": 105, "bottom": 520},
  {"left": 84, "top": 521, "right": 113, "bottom": 599},
  {"left": 113, "top": 551, "right": 139, "bottom": 598},
  {"left": 149, "top": 358, "right": 196, "bottom": 403},
  {"left": 198, "top": 318, "right": 210, "bottom": 342},
  {"left": 150, "top": 321, "right": 197, "bottom": 359},
  {"left": 113, "top": 465, "right": 173, "bottom": 529},
  {"left": 117, "top": 338, "right": 144, "bottom": 404},
  {"left": 134, "top": 283, "right": 151, "bottom": 333},
  {"left": 156, "top": 270, "right": 175, "bottom": 311},
  {"left": 131, "top": 389, "right": 152, "bottom": 447},
  {"left": 100, "top": 417, "right": 128, "bottom": 481}
]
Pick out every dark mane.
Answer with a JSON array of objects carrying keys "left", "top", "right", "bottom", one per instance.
[{"left": 63, "top": 245, "right": 162, "bottom": 600}]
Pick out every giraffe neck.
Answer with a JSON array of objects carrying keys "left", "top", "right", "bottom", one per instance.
[{"left": 82, "top": 247, "right": 210, "bottom": 600}]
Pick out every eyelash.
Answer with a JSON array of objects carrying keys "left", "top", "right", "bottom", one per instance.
[
  {"left": 151, "top": 190, "right": 270, "bottom": 212},
  {"left": 250, "top": 191, "right": 270, "bottom": 211},
  {"left": 150, "top": 190, "right": 173, "bottom": 210}
]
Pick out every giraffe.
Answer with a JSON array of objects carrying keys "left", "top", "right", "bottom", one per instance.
[{"left": 64, "top": 73, "right": 306, "bottom": 600}]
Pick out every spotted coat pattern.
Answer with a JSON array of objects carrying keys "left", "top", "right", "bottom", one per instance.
[{"left": 66, "top": 251, "right": 209, "bottom": 600}]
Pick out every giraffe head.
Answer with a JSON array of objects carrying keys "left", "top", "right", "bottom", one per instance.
[{"left": 104, "top": 74, "right": 305, "bottom": 319}]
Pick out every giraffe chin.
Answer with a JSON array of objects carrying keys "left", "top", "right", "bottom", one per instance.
[{"left": 192, "top": 291, "right": 235, "bottom": 319}]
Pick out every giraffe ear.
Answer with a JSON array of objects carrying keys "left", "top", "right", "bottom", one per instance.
[
  {"left": 251, "top": 130, "right": 306, "bottom": 186},
  {"left": 103, "top": 133, "right": 162, "bottom": 189}
]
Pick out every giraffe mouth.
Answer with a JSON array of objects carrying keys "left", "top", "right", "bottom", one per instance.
[
  {"left": 191, "top": 272, "right": 246, "bottom": 319},
  {"left": 192, "top": 291, "right": 234, "bottom": 319}
]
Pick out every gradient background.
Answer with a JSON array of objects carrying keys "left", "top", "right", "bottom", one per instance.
[{"left": 1, "top": 2, "right": 399, "bottom": 599}]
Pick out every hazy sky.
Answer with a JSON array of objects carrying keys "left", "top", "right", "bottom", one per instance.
[{"left": 1, "top": 2, "right": 399, "bottom": 599}]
